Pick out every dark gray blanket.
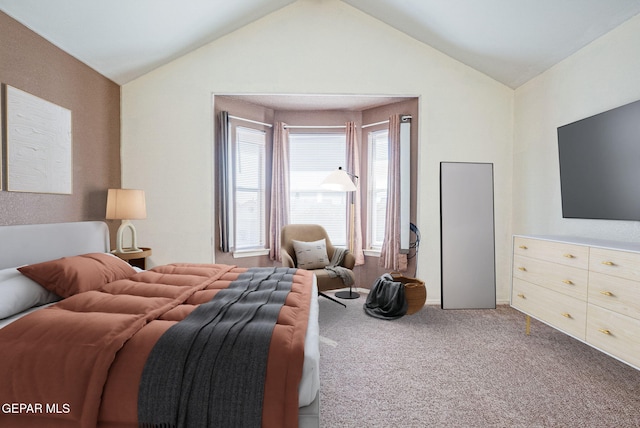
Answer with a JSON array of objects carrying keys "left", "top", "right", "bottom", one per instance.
[
  {"left": 363, "top": 273, "right": 408, "bottom": 320},
  {"left": 138, "top": 267, "right": 297, "bottom": 428}
]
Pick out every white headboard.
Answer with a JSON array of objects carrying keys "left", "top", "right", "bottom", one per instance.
[{"left": 0, "top": 221, "right": 110, "bottom": 269}]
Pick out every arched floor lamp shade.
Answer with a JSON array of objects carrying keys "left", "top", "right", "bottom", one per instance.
[
  {"left": 321, "top": 167, "right": 357, "bottom": 192},
  {"left": 321, "top": 167, "right": 360, "bottom": 299},
  {"left": 106, "top": 189, "right": 146, "bottom": 254}
]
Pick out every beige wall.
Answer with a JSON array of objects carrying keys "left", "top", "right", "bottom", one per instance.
[
  {"left": 4, "top": 1, "right": 637, "bottom": 305},
  {"left": 513, "top": 14, "right": 640, "bottom": 241},
  {"left": 0, "top": 12, "right": 121, "bottom": 244},
  {"left": 122, "top": 0, "right": 514, "bottom": 303}
]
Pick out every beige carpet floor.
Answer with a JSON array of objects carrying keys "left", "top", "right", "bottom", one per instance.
[{"left": 317, "top": 292, "right": 640, "bottom": 427}]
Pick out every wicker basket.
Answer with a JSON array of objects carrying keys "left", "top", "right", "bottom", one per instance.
[{"left": 390, "top": 271, "right": 426, "bottom": 315}]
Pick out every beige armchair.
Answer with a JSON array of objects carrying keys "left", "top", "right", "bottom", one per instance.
[{"left": 280, "top": 224, "right": 356, "bottom": 307}]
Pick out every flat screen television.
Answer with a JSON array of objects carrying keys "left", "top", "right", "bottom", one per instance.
[{"left": 558, "top": 99, "right": 640, "bottom": 221}]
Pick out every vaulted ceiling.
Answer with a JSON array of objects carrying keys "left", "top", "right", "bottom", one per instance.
[{"left": 1, "top": 0, "right": 639, "bottom": 88}]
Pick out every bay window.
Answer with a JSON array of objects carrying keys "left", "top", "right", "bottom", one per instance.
[
  {"left": 233, "top": 126, "right": 266, "bottom": 250},
  {"left": 289, "top": 133, "right": 348, "bottom": 246},
  {"left": 367, "top": 129, "right": 389, "bottom": 250}
]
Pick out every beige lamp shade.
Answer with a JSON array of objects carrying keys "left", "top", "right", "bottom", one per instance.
[
  {"left": 321, "top": 167, "right": 357, "bottom": 192},
  {"left": 106, "top": 189, "right": 147, "bottom": 220}
]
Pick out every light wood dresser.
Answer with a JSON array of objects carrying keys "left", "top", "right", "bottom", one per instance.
[{"left": 511, "top": 235, "right": 640, "bottom": 370}]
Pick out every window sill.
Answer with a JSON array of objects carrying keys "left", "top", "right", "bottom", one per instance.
[
  {"left": 233, "top": 248, "right": 270, "bottom": 258},
  {"left": 363, "top": 249, "right": 381, "bottom": 257}
]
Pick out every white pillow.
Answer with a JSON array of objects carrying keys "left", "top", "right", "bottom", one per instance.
[
  {"left": 292, "top": 239, "right": 330, "bottom": 269},
  {"left": 0, "top": 267, "right": 60, "bottom": 319}
]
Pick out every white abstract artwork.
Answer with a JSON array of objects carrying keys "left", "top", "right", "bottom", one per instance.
[{"left": 6, "top": 86, "right": 72, "bottom": 194}]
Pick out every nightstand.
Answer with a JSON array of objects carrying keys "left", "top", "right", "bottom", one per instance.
[{"left": 112, "top": 247, "right": 152, "bottom": 269}]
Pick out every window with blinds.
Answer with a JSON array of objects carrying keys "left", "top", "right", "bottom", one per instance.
[
  {"left": 234, "top": 127, "right": 266, "bottom": 250},
  {"left": 368, "top": 129, "right": 389, "bottom": 250},
  {"left": 289, "top": 133, "right": 348, "bottom": 246}
]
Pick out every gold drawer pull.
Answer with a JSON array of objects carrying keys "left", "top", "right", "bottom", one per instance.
[
  {"left": 563, "top": 254, "right": 575, "bottom": 259},
  {"left": 562, "top": 279, "right": 574, "bottom": 285},
  {"left": 601, "top": 261, "right": 615, "bottom": 266},
  {"left": 598, "top": 328, "right": 611, "bottom": 335},
  {"left": 519, "top": 245, "right": 528, "bottom": 250},
  {"left": 517, "top": 293, "right": 525, "bottom": 299},
  {"left": 600, "top": 291, "right": 614, "bottom": 297},
  {"left": 517, "top": 267, "right": 527, "bottom": 271},
  {"left": 561, "top": 313, "right": 572, "bottom": 319}
]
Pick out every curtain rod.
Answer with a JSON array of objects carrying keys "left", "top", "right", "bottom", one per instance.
[
  {"left": 362, "top": 120, "right": 388, "bottom": 129},
  {"left": 284, "top": 125, "right": 346, "bottom": 129},
  {"left": 228, "top": 115, "right": 273, "bottom": 128},
  {"left": 229, "top": 115, "right": 412, "bottom": 130},
  {"left": 228, "top": 116, "right": 343, "bottom": 129},
  {"left": 362, "top": 115, "right": 412, "bottom": 129}
]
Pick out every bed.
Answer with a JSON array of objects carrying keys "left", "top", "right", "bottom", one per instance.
[{"left": 0, "top": 221, "right": 320, "bottom": 428}]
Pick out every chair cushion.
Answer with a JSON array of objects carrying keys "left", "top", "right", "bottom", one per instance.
[
  {"left": 312, "top": 268, "right": 355, "bottom": 292},
  {"left": 292, "top": 239, "right": 330, "bottom": 269}
]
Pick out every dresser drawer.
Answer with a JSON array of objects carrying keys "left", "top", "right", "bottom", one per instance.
[
  {"left": 512, "top": 278, "right": 586, "bottom": 340},
  {"left": 513, "top": 254, "right": 587, "bottom": 300},
  {"left": 588, "top": 272, "right": 640, "bottom": 320},
  {"left": 514, "top": 237, "right": 588, "bottom": 270},
  {"left": 590, "top": 247, "right": 640, "bottom": 282},
  {"left": 587, "top": 304, "right": 640, "bottom": 369}
]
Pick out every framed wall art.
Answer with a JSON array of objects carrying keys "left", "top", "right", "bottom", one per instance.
[{"left": 6, "top": 85, "right": 72, "bottom": 194}]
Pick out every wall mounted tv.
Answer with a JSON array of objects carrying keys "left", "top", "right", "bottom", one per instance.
[{"left": 558, "top": 99, "right": 640, "bottom": 221}]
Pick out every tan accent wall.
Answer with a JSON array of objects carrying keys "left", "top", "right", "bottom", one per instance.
[
  {"left": 359, "top": 98, "right": 420, "bottom": 287},
  {"left": 213, "top": 95, "right": 420, "bottom": 289},
  {"left": 0, "top": 12, "right": 121, "bottom": 243}
]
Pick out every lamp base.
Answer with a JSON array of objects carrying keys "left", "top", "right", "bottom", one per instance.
[
  {"left": 335, "top": 289, "right": 360, "bottom": 299},
  {"left": 115, "top": 221, "right": 142, "bottom": 254},
  {"left": 112, "top": 248, "right": 143, "bottom": 255}
]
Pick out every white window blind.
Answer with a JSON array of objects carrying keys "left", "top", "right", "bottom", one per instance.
[
  {"left": 234, "top": 127, "right": 266, "bottom": 250},
  {"left": 368, "top": 129, "right": 389, "bottom": 250},
  {"left": 289, "top": 133, "right": 348, "bottom": 246}
]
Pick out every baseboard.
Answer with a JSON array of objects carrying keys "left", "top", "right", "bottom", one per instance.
[{"left": 336, "top": 289, "right": 510, "bottom": 307}]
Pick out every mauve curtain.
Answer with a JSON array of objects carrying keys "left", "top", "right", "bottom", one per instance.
[
  {"left": 269, "top": 122, "right": 291, "bottom": 261},
  {"left": 217, "top": 111, "right": 231, "bottom": 252},
  {"left": 346, "top": 122, "right": 365, "bottom": 266},
  {"left": 379, "top": 115, "right": 408, "bottom": 271}
]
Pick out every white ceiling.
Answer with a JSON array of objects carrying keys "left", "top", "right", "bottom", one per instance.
[{"left": 2, "top": 0, "right": 640, "bottom": 89}]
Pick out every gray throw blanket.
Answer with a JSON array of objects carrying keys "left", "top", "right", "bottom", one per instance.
[
  {"left": 138, "top": 267, "right": 297, "bottom": 428},
  {"left": 363, "top": 273, "right": 408, "bottom": 320},
  {"left": 324, "top": 246, "right": 354, "bottom": 286}
]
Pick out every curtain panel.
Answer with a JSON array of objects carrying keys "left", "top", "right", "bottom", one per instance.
[
  {"left": 217, "top": 111, "right": 232, "bottom": 252},
  {"left": 379, "top": 115, "right": 408, "bottom": 271},
  {"left": 269, "top": 122, "right": 291, "bottom": 261},
  {"left": 346, "top": 122, "right": 365, "bottom": 266}
]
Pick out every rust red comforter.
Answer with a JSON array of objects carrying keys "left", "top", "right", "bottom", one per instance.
[{"left": 0, "top": 262, "right": 312, "bottom": 428}]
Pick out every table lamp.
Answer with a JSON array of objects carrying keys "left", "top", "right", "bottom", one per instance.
[{"left": 106, "top": 189, "right": 146, "bottom": 254}]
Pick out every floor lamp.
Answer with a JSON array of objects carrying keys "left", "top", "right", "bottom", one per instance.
[{"left": 321, "top": 167, "right": 360, "bottom": 299}]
